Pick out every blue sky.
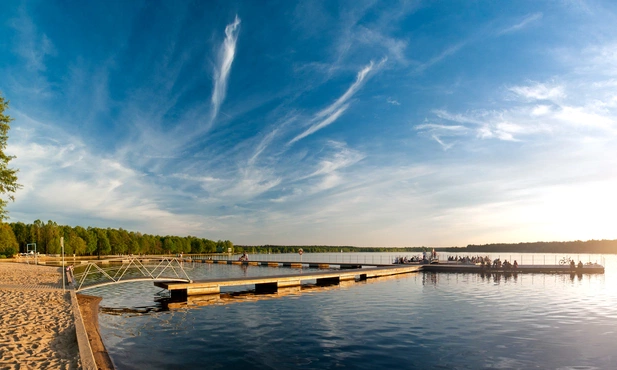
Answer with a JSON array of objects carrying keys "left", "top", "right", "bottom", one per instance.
[{"left": 1, "top": 0, "right": 616, "bottom": 247}]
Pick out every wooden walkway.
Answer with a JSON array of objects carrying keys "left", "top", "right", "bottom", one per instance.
[
  {"left": 196, "top": 259, "right": 386, "bottom": 269},
  {"left": 154, "top": 265, "right": 421, "bottom": 297},
  {"left": 154, "top": 261, "right": 605, "bottom": 298},
  {"left": 421, "top": 263, "right": 605, "bottom": 274}
]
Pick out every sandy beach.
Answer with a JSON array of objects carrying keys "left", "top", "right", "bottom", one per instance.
[{"left": 0, "top": 262, "right": 81, "bottom": 369}]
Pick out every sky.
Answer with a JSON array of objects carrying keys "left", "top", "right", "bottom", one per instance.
[{"left": 1, "top": 0, "right": 617, "bottom": 247}]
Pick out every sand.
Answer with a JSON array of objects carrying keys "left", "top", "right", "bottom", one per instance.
[{"left": 0, "top": 262, "right": 81, "bottom": 369}]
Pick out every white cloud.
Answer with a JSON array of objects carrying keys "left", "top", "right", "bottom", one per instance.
[
  {"left": 7, "top": 112, "right": 216, "bottom": 235},
  {"left": 416, "top": 123, "right": 467, "bottom": 132},
  {"left": 554, "top": 105, "right": 615, "bottom": 130},
  {"left": 531, "top": 105, "right": 552, "bottom": 116},
  {"left": 289, "top": 104, "right": 349, "bottom": 145},
  {"left": 289, "top": 59, "right": 385, "bottom": 145},
  {"left": 10, "top": 10, "right": 56, "bottom": 72},
  {"left": 387, "top": 97, "right": 400, "bottom": 105},
  {"left": 509, "top": 82, "right": 566, "bottom": 101},
  {"left": 431, "top": 135, "right": 454, "bottom": 150},
  {"left": 416, "top": 123, "right": 468, "bottom": 150},
  {"left": 415, "top": 41, "right": 467, "bottom": 73},
  {"left": 209, "top": 15, "right": 241, "bottom": 128},
  {"left": 306, "top": 141, "right": 365, "bottom": 179},
  {"left": 498, "top": 12, "right": 543, "bottom": 35}
]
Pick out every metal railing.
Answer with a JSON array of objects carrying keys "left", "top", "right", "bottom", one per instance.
[
  {"left": 187, "top": 253, "right": 606, "bottom": 267},
  {"left": 72, "top": 256, "right": 192, "bottom": 291}
]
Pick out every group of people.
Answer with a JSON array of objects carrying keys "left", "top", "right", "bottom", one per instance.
[
  {"left": 447, "top": 255, "right": 489, "bottom": 264},
  {"left": 238, "top": 252, "right": 249, "bottom": 261},
  {"left": 393, "top": 250, "right": 438, "bottom": 264},
  {"left": 569, "top": 260, "right": 584, "bottom": 269},
  {"left": 393, "top": 256, "right": 420, "bottom": 264},
  {"left": 482, "top": 258, "right": 518, "bottom": 269}
]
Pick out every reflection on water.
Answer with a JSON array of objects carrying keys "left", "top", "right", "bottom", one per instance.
[{"left": 97, "top": 253, "right": 617, "bottom": 370}]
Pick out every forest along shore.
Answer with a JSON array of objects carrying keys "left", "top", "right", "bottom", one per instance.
[{"left": 0, "top": 262, "right": 81, "bottom": 369}]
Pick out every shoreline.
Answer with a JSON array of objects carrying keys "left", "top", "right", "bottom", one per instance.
[{"left": 76, "top": 294, "right": 114, "bottom": 370}]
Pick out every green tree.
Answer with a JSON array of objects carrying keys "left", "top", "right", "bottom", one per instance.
[
  {"left": 216, "top": 240, "right": 234, "bottom": 253},
  {"left": 0, "top": 223, "right": 18, "bottom": 257},
  {"left": 128, "top": 232, "right": 140, "bottom": 254},
  {"left": 0, "top": 94, "right": 21, "bottom": 220},
  {"left": 10, "top": 221, "right": 29, "bottom": 253},
  {"left": 190, "top": 237, "right": 204, "bottom": 254},
  {"left": 95, "top": 228, "right": 111, "bottom": 257},
  {"left": 203, "top": 239, "right": 217, "bottom": 253},
  {"left": 42, "top": 220, "right": 61, "bottom": 254},
  {"left": 86, "top": 227, "right": 98, "bottom": 255},
  {"left": 30, "top": 219, "right": 43, "bottom": 253}
]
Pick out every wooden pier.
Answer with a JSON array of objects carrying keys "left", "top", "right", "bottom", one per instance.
[
  {"left": 154, "top": 260, "right": 605, "bottom": 299},
  {"left": 190, "top": 258, "right": 605, "bottom": 274},
  {"left": 154, "top": 265, "right": 421, "bottom": 298},
  {"left": 196, "top": 259, "right": 377, "bottom": 269},
  {"left": 421, "top": 263, "right": 605, "bottom": 274}
]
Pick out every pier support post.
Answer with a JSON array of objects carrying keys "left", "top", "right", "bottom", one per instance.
[
  {"left": 170, "top": 289, "right": 187, "bottom": 300},
  {"left": 316, "top": 277, "right": 340, "bottom": 286},
  {"left": 255, "top": 282, "right": 278, "bottom": 293}
]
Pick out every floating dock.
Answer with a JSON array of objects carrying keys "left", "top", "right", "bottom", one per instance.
[
  {"left": 191, "top": 258, "right": 605, "bottom": 274},
  {"left": 197, "top": 259, "right": 376, "bottom": 269},
  {"left": 154, "top": 265, "right": 421, "bottom": 298},
  {"left": 154, "top": 260, "right": 605, "bottom": 299},
  {"left": 421, "top": 263, "right": 605, "bottom": 274}
]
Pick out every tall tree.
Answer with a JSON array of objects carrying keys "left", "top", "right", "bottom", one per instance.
[
  {"left": 0, "top": 223, "right": 18, "bottom": 257},
  {"left": 10, "top": 221, "right": 29, "bottom": 253},
  {"left": 0, "top": 94, "right": 21, "bottom": 220},
  {"left": 42, "top": 220, "right": 61, "bottom": 254},
  {"left": 30, "top": 219, "right": 43, "bottom": 253},
  {"left": 95, "top": 228, "right": 111, "bottom": 257}
]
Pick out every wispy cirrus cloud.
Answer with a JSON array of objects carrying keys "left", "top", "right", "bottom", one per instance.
[
  {"left": 9, "top": 9, "right": 56, "bottom": 72},
  {"left": 415, "top": 123, "right": 468, "bottom": 150},
  {"left": 420, "top": 70, "right": 617, "bottom": 148},
  {"left": 413, "top": 12, "right": 543, "bottom": 75},
  {"left": 387, "top": 97, "right": 400, "bottom": 105},
  {"left": 497, "top": 12, "right": 543, "bottom": 35},
  {"left": 289, "top": 58, "right": 386, "bottom": 145},
  {"left": 8, "top": 111, "right": 215, "bottom": 234},
  {"left": 509, "top": 82, "right": 566, "bottom": 101},
  {"left": 414, "top": 42, "right": 467, "bottom": 74},
  {"left": 209, "top": 15, "right": 241, "bottom": 128},
  {"left": 305, "top": 141, "right": 365, "bottom": 179}
]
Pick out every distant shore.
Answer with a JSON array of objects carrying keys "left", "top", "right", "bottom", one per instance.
[{"left": 236, "top": 239, "right": 617, "bottom": 254}]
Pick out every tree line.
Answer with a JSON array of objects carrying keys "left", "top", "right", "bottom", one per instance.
[
  {"left": 235, "top": 245, "right": 434, "bottom": 254},
  {"left": 464, "top": 240, "right": 617, "bottom": 254},
  {"left": 0, "top": 219, "right": 234, "bottom": 258}
]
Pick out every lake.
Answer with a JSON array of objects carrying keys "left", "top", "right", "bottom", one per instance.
[{"left": 88, "top": 253, "right": 617, "bottom": 369}]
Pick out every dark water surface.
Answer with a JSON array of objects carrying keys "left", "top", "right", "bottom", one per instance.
[{"left": 93, "top": 253, "right": 617, "bottom": 369}]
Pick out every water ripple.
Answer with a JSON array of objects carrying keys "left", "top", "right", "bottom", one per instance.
[{"left": 96, "top": 255, "right": 617, "bottom": 369}]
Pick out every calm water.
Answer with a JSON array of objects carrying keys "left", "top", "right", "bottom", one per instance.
[{"left": 91, "top": 253, "right": 617, "bottom": 369}]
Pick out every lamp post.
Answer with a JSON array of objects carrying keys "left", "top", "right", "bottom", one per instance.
[{"left": 61, "top": 237, "right": 65, "bottom": 292}]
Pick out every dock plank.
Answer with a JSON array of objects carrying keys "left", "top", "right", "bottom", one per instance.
[{"left": 154, "top": 265, "right": 421, "bottom": 296}]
